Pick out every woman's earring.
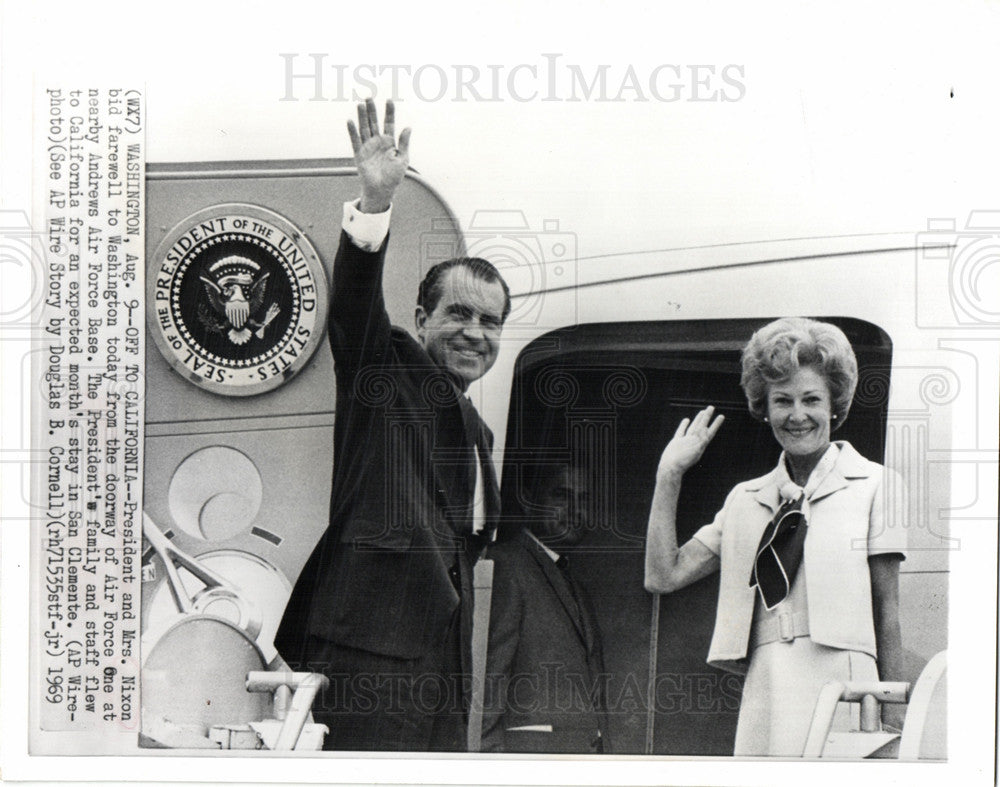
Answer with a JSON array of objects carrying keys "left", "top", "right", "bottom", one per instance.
[
  {"left": 831, "top": 414, "right": 838, "bottom": 420},
  {"left": 763, "top": 417, "right": 769, "bottom": 423}
]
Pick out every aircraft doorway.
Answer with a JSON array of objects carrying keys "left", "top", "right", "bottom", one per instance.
[{"left": 496, "top": 316, "right": 892, "bottom": 755}]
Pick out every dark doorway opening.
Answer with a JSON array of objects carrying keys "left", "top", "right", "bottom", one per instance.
[{"left": 497, "top": 317, "right": 892, "bottom": 754}]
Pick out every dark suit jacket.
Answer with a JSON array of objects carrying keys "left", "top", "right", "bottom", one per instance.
[
  {"left": 481, "top": 531, "right": 610, "bottom": 754},
  {"left": 275, "top": 232, "right": 497, "bottom": 673}
]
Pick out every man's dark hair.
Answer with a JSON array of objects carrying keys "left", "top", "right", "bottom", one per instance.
[{"left": 418, "top": 257, "right": 512, "bottom": 323}]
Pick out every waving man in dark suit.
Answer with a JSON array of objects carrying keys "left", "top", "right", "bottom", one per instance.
[{"left": 275, "top": 100, "right": 508, "bottom": 752}]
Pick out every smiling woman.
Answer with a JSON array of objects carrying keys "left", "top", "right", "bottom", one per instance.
[
  {"left": 741, "top": 318, "right": 859, "bottom": 484},
  {"left": 644, "top": 316, "right": 907, "bottom": 756},
  {"left": 765, "top": 365, "right": 836, "bottom": 475}
]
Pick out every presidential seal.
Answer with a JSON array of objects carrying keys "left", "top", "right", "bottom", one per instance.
[{"left": 148, "top": 204, "right": 328, "bottom": 396}]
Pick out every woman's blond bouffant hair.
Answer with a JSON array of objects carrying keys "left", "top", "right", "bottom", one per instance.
[{"left": 740, "top": 317, "right": 859, "bottom": 430}]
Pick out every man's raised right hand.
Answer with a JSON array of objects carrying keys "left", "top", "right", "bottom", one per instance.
[{"left": 347, "top": 98, "right": 412, "bottom": 214}]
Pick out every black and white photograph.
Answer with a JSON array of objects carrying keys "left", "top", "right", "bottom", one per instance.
[{"left": 2, "top": 1, "right": 998, "bottom": 785}]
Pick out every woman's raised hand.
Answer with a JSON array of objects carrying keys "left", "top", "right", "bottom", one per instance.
[{"left": 657, "top": 406, "right": 725, "bottom": 479}]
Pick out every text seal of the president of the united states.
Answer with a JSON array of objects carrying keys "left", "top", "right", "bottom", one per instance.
[{"left": 148, "top": 204, "right": 328, "bottom": 396}]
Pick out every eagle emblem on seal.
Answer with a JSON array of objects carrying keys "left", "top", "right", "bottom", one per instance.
[{"left": 197, "top": 255, "right": 281, "bottom": 346}]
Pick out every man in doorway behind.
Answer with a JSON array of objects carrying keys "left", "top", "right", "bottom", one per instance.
[
  {"left": 481, "top": 464, "right": 611, "bottom": 753},
  {"left": 275, "top": 100, "right": 509, "bottom": 752}
]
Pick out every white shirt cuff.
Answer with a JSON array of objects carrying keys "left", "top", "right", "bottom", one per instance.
[{"left": 342, "top": 199, "right": 391, "bottom": 252}]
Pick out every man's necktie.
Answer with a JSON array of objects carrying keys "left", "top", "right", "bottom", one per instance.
[
  {"left": 556, "top": 556, "right": 594, "bottom": 648},
  {"left": 749, "top": 482, "right": 808, "bottom": 609},
  {"left": 456, "top": 394, "right": 499, "bottom": 545},
  {"left": 476, "top": 420, "right": 500, "bottom": 537},
  {"left": 555, "top": 554, "right": 605, "bottom": 720}
]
